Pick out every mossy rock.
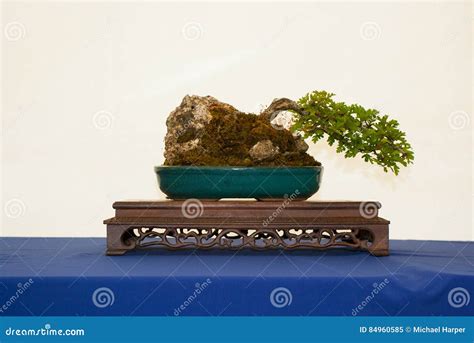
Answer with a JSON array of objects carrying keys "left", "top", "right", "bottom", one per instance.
[{"left": 164, "top": 95, "right": 320, "bottom": 167}]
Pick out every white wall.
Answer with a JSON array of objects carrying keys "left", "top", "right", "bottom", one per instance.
[{"left": 2, "top": 1, "right": 472, "bottom": 240}]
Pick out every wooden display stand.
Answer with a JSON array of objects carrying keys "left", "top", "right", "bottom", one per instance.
[{"left": 104, "top": 200, "right": 389, "bottom": 256}]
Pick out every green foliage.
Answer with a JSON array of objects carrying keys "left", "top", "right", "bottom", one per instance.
[{"left": 291, "top": 91, "right": 414, "bottom": 175}]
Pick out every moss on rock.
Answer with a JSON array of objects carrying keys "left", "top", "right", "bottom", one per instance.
[{"left": 164, "top": 95, "right": 320, "bottom": 167}]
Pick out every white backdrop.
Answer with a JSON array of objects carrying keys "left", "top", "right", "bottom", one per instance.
[{"left": 2, "top": 1, "right": 472, "bottom": 240}]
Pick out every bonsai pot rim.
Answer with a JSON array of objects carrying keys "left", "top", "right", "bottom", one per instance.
[{"left": 154, "top": 165, "right": 323, "bottom": 171}]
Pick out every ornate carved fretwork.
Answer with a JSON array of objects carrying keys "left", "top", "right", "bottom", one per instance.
[{"left": 121, "top": 227, "right": 374, "bottom": 251}]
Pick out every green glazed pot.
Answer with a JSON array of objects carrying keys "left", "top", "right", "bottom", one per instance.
[{"left": 154, "top": 166, "right": 323, "bottom": 200}]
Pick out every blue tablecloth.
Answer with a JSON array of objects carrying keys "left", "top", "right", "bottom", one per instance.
[{"left": 0, "top": 238, "right": 472, "bottom": 316}]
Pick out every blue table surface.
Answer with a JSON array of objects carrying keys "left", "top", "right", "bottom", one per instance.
[{"left": 0, "top": 238, "right": 472, "bottom": 316}]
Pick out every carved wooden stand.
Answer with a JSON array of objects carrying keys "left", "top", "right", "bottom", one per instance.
[{"left": 104, "top": 201, "right": 389, "bottom": 256}]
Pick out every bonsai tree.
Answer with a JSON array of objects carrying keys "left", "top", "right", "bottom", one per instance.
[
  {"left": 260, "top": 91, "right": 414, "bottom": 175},
  {"left": 164, "top": 91, "right": 414, "bottom": 175}
]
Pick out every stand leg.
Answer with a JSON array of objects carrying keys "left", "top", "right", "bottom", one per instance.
[
  {"left": 367, "top": 224, "right": 389, "bottom": 256},
  {"left": 106, "top": 224, "right": 135, "bottom": 256}
]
